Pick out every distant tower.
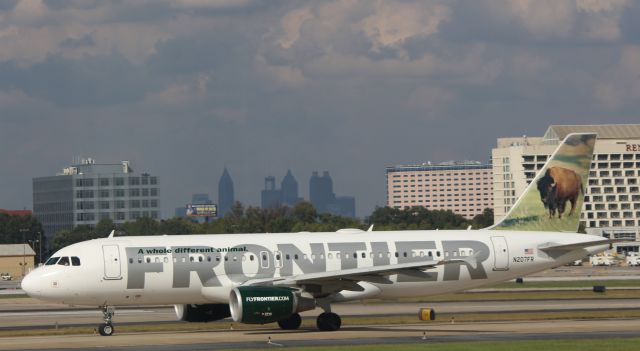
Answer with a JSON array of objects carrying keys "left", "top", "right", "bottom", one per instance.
[
  {"left": 261, "top": 176, "right": 282, "bottom": 209},
  {"left": 310, "top": 171, "right": 335, "bottom": 213},
  {"left": 218, "top": 168, "right": 234, "bottom": 217},
  {"left": 281, "top": 170, "right": 300, "bottom": 207}
]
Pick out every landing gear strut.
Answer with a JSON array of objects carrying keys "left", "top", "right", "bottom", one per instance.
[
  {"left": 277, "top": 313, "right": 302, "bottom": 330},
  {"left": 98, "top": 306, "right": 115, "bottom": 336}
]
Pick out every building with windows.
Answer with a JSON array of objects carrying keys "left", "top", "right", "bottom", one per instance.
[
  {"left": 218, "top": 168, "right": 234, "bottom": 217},
  {"left": 492, "top": 124, "right": 640, "bottom": 253},
  {"left": 309, "top": 171, "right": 356, "bottom": 218},
  {"left": 386, "top": 161, "right": 493, "bottom": 219},
  {"left": 261, "top": 170, "right": 304, "bottom": 209},
  {"left": 33, "top": 158, "right": 160, "bottom": 242}
]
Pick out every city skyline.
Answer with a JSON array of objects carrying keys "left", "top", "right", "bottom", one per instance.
[{"left": 1, "top": 1, "right": 639, "bottom": 218}]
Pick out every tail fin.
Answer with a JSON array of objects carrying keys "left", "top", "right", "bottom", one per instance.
[{"left": 490, "top": 133, "right": 597, "bottom": 232}]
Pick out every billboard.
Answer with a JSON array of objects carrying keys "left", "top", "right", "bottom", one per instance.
[{"left": 186, "top": 204, "right": 218, "bottom": 217}]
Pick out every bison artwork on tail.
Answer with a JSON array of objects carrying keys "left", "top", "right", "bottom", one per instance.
[{"left": 537, "top": 167, "right": 583, "bottom": 219}]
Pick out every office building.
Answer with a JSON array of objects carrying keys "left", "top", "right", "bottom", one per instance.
[
  {"left": 33, "top": 158, "right": 160, "bottom": 241},
  {"left": 385, "top": 161, "right": 493, "bottom": 220},
  {"left": 309, "top": 171, "right": 356, "bottom": 218},
  {"left": 218, "top": 168, "right": 234, "bottom": 217},
  {"left": 261, "top": 171, "right": 303, "bottom": 209},
  {"left": 492, "top": 124, "right": 640, "bottom": 252}
]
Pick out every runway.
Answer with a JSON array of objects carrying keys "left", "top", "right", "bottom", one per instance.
[
  {"left": 3, "top": 298, "right": 640, "bottom": 330},
  {"left": 1, "top": 319, "right": 640, "bottom": 350}
]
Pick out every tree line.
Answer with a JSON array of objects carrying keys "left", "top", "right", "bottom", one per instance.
[{"left": 0, "top": 202, "right": 494, "bottom": 255}]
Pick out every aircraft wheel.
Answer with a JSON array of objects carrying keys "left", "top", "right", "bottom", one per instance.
[
  {"left": 316, "top": 312, "right": 341, "bottom": 331},
  {"left": 98, "top": 323, "right": 114, "bottom": 336},
  {"left": 277, "top": 313, "right": 302, "bottom": 330}
]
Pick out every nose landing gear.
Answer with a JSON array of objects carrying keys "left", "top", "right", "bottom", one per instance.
[{"left": 98, "top": 306, "right": 115, "bottom": 336}]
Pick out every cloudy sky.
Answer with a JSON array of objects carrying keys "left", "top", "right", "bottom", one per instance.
[{"left": 1, "top": 0, "right": 639, "bottom": 218}]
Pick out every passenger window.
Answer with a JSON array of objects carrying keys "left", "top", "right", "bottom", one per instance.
[
  {"left": 58, "top": 257, "right": 70, "bottom": 266},
  {"left": 198, "top": 256, "right": 203, "bottom": 262},
  {"left": 250, "top": 255, "right": 255, "bottom": 261},
  {"left": 437, "top": 251, "right": 441, "bottom": 257},
  {"left": 286, "top": 254, "right": 290, "bottom": 260},
  {"left": 46, "top": 257, "right": 60, "bottom": 265},
  {"left": 138, "top": 258, "right": 143, "bottom": 263},
  {"left": 129, "top": 258, "right": 133, "bottom": 264},
  {"left": 71, "top": 257, "right": 81, "bottom": 266},
  {"left": 164, "top": 257, "right": 169, "bottom": 263},
  {"left": 362, "top": 252, "right": 366, "bottom": 258},
  {"left": 155, "top": 257, "right": 160, "bottom": 263},
  {"left": 353, "top": 253, "right": 357, "bottom": 259},
  {"left": 146, "top": 257, "right": 151, "bottom": 263},
  {"left": 403, "top": 252, "right": 407, "bottom": 257},
  {"left": 207, "top": 256, "right": 211, "bottom": 262},
  {"left": 294, "top": 254, "right": 299, "bottom": 260},
  {"left": 189, "top": 257, "right": 194, "bottom": 262},
  {"left": 328, "top": 253, "right": 333, "bottom": 259}
]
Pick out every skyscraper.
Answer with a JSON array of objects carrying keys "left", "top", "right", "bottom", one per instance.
[
  {"left": 281, "top": 170, "right": 301, "bottom": 207},
  {"left": 218, "top": 168, "right": 234, "bottom": 217},
  {"left": 309, "top": 171, "right": 355, "bottom": 217},
  {"left": 261, "top": 171, "right": 303, "bottom": 209}
]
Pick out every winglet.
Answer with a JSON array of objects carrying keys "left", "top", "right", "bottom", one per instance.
[
  {"left": 108, "top": 230, "right": 115, "bottom": 238},
  {"left": 367, "top": 225, "right": 374, "bottom": 232}
]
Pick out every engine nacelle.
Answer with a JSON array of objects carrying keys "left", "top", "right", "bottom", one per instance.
[
  {"left": 174, "top": 303, "right": 231, "bottom": 322},
  {"left": 229, "top": 286, "right": 315, "bottom": 324}
]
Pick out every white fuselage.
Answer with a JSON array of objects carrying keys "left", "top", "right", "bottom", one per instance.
[{"left": 22, "top": 230, "right": 607, "bottom": 307}]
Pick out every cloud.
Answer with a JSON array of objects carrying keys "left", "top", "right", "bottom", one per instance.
[
  {"left": 59, "top": 33, "right": 94, "bottom": 48},
  {"left": 0, "top": 0, "right": 638, "bottom": 219}
]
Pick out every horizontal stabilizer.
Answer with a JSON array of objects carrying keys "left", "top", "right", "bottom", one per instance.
[{"left": 538, "top": 239, "right": 624, "bottom": 252}]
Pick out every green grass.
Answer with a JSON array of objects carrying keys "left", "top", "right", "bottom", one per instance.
[{"left": 225, "top": 338, "right": 640, "bottom": 351}]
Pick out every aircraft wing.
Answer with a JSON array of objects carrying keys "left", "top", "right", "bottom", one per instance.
[{"left": 242, "top": 258, "right": 472, "bottom": 290}]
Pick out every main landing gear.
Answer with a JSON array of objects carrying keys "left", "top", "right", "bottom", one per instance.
[
  {"left": 276, "top": 310, "right": 342, "bottom": 331},
  {"left": 277, "top": 313, "right": 302, "bottom": 330},
  {"left": 98, "top": 306, "right": 115, "bottom": 336},
  {"left": 316, "top": 312, "right": 341, "bottom": 331}
]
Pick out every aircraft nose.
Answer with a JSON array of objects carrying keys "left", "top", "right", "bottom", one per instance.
[{"left": 21, "top": 270, "right": 42, "bottom": 298}]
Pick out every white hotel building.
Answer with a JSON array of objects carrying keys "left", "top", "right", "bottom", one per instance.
[
  {"left": 492, "top": 124, "right": 640, "bottom": 253},
  {"left": 386, "top": 161, "right": 493, "bottom": 220}
]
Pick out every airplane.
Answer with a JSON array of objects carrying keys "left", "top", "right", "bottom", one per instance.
[{"left": 22, "top": 132, "right": 616, "bottom": 336}]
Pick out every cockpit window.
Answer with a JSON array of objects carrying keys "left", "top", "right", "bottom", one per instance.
[
  {"left": 45, "top": 257, "right": 59, "bottom": 265},
  {"left": 57, "top": 257, "right": 70, "bottom": 266},
  {"left": 71, "top": 257, "right": 81, "bottom": 266}
]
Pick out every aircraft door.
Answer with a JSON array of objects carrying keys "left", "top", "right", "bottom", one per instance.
[
  {"left": 490, "top": 236, "right": 509, "bottom": 271},
  {"left": 274, "top": 250, "right": 283, "bottom": 269},
  {"left": 260, "top": 250, "right": 270, "bottom": 269},
  {"left": 102, "top": 245, "right": 122, "bottom": 279}
]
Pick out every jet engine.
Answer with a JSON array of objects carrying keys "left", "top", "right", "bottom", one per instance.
[
  {"left": 229, "top": 286, "right": 315, "bottom": 324},
  {"left": 174, "top": 303, "right": 231, "bottom": 322}
]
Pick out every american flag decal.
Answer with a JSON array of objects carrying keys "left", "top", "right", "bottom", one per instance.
[{"left": 524, "top": 248, "right": 535, "bottom": 255}]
